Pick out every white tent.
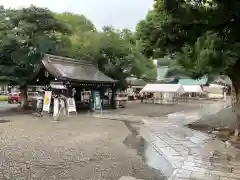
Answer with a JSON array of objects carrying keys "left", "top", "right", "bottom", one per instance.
[
  {"left": 209, "top": 84, "right": 224, "bottom": 88},
  {"left": 140, "top": 84, "right": 185, "bottom": 93},
  {"left": 182, "top": 85, "right": 203, "bottom": 93}
]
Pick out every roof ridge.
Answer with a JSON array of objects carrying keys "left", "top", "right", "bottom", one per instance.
[{"left": 44, "top": 54, "right": 96, "bottom": 66}]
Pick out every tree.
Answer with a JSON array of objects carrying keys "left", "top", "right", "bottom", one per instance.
[
  {"left": 55, "top": 13, "right": 157, "bottom": 89},
  {"left": 54, "top": 18, "right": 156, "bottom": 89},
  {"left": 136, "top": 0, "right": 240, "bottom": 134},
  {"left": 0, "top": 5, "right": 69, "bottom": 107},
  {"left": 0, "top": 5, "right": 155, "bottom": 106},
  {"left": 55, "top": 12, "right": 97, "bottom": 58},
  {"left": 94, "top": 26, "right": 156, "bottom": 89}
]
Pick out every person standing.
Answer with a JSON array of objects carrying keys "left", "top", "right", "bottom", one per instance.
[{"left": 140, "top": 92, "right": 144, "bottom": 103}]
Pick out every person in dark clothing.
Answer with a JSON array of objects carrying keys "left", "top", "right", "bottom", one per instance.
[{"left": 140, "top": 92, "right": 144, "bottom": 103}]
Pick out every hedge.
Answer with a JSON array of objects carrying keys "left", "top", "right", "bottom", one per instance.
[{"left": 0, "top": 96, "right": 8, "bottom": 101}]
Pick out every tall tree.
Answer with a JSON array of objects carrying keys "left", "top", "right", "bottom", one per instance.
[
  {"left": 55, "top": 12, "right": 97, "bottom": 58},
  {"left": 0, "top": 5, "right": 69, "bottom": 107},
  {"left": 136, "top": 0, "right": 240, "bottom": 134},
  {"left": 96, "top": 26, "right": 156, "bottom": 88}
]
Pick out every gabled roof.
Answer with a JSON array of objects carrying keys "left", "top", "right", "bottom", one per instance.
[
  {"left": 126, "top": 77, "right": 147, "bottom": 86},
  {"left": 40, "top": 54, "right": 115, "bottom": 83}
]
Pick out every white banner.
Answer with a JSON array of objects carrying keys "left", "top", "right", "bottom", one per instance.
[
  {"left": 67, "top": 98, "right": 76, "bottom": 113},
  {"left": 53, "top": 98, "right": 59, "bottom": 117},
  {"left": 43, "top": 91, "right": 52, "bottom": 112}
]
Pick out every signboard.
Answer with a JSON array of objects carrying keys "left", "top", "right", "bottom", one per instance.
[
  {"left": 81, "top": 91, "right": 91, "bottom": 101},
  {"left": 43, "top": 91, "right": 52, "bottom": 112},
  {"left": 92, "top": 91, "right": 102, "bottom": 111},
  {"left": 67, "top": 98, "right": 76, "bottom": 113}
]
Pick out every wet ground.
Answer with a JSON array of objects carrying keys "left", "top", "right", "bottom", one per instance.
[
  {"left": 187, "top": 106, "right": 239, "bottom": 144},
  {"left": 0, "top": 115, "right": 166, "bottom": 180},
  {"left": 0, "top": 100, "right": 220, "bottom": 179},
  {"left": 104, "top": 101, "right": 209, "bottom": 117},
  {"left": 122, "top": 121, "right": 171, "bottom": 178},
  {"left": 0, "top": 102, "right": 18, "bottom": 111},
  {"left": 188, "top": 106, "right": 236, "bottom": 132}
]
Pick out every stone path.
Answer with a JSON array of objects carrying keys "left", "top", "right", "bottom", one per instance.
[
  {"left": 145, "top": 102, "right": 240, "bottom": 180},
  {"left": 92, "top": 101, "right": 240, "bottom": 180}
]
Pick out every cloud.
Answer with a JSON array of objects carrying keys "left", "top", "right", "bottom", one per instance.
[{"left": 1, "top": 0, "right": 153, "bottom": 30}]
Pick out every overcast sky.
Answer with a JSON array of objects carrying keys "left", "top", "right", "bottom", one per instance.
[{"left": 1, "top": 0, "right": 154, "bottom": 30}]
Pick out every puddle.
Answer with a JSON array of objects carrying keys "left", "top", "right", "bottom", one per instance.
[{"left": 123, "top": 122, "right": 173, "bottom": 179}]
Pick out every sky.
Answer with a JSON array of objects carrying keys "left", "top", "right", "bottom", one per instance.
[{"left": 1, "top": 0, "right": 154, "bottom": 30}]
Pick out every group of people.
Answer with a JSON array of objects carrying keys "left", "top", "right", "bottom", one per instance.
[
  {"left": 36, "top": 88, "right": 72, "bottom": 119},
  {"left": 139, "top": 92, "right": 154, "bottom": 103}
]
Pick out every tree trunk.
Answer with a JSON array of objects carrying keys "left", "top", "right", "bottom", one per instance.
[
  {"left": 231, "top": 80, "right": 240, "bottom": 136},
  {"left": 20, "top": 85, "right": 28, "bottom": 109}
]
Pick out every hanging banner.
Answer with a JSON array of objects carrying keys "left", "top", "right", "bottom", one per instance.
[
  {"left": 53, "top": 98, "right": 59, "bottom": 117},
  {"left": 43, "top": 91, "right": 52, "bottom": 112},
  {"left": 67, "top": 98, "right": 76, "bottom": 113}
]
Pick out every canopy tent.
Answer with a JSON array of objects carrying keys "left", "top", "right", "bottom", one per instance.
[
  {"left": 209, "top": 84, "right": 225, "bottom": 88},
  {"left": 140, "top": 84, "right": 185, "bottom": 93},
  {"left": 182, "top": 85, "right": 203, "bottom": 93}
]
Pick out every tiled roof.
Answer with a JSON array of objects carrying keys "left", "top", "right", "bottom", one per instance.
[
  {"left": 178, "top": 78, "right": 207, "bottom": 85},
  {"left": 41, "top": 54, "right": 115, "bottom": 83},
  {"left": 126, "top": 77, "right": 147, "bottom": 86},
  {"left": 157, "top": 66, "right": 169, "bottom": 80}
]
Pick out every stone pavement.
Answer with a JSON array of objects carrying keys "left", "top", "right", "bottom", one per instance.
[
  {"left": 92, "top": 101, "right": 240, "bottom": 180},
  {"left": 143, "top": 102, "right": 240, "bottom": 180}
]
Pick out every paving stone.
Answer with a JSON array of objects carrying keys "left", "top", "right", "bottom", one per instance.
[
  {"left": 176, "top": 169, "right": 192, "bottom": 178},
  {"left": 183, "top": 161, "right": 195, "bottom": 167},
  {"left": 182, "top": 166, "right": 208, "bottom": 173},
  {"left": 173, "top": 177, "right": 189, "bottom": 180},
  {"left": 168, "top": 157, "right": 185, "bottom": 168},
  {"left": 211, "top": 165, "right": 232, "bottom": 173},
  {"left": 219, "top": 177, "right": 239, "bottom": 180},
  {"left": 151, "top": 138, "right": 168, "bottom": 148},
  {"left": 189, "top": 171, "right": 206, "bottom": 180},
  {"left": 119, "top": 176, "right": 137, "bottom": 180},
  {"left": 189, "top": 147, "right": 205, "bottom": 156},
  {"left": 159, "top": 147, "right": 180, "bottom": 157},
  {"left": 194, "top": 160, "right": 212, "bottom": 167},
  {"left": 210, "top": 171, "right": 239, "bottom": 179},
  {"left": 180, "top": 141, "right": 198, "bottom": 148},
  {"left": 140, "top": 101, "right": 240, "bottom": 180},
  {"left": 188, "top": 137, "right": 206, "bottom": 144},
  {"left": 205, "top": 174, "right": 220, "bottom": 180}
]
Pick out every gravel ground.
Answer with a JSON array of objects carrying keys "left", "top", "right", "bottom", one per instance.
[
  {"left": 0, "top": 115, "right": 165, "bottom": 180},
  {"left": 0, "top": 100, "right": 219, "bottom": 180}
]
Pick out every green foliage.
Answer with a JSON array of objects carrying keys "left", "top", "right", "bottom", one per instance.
[
  {"left": 0, "top": 96, "right": 7, "bottom": 101},
  {"left": 0, "top": 5, "right": 156, "bottom": 89},
  {"left": 0, "top": 5, "right": 69, "bottom": 85},
  {"left": 136, "top": 0, "right": 240, "bottom": 85},
  {"left": 89, "top": 26, "right": 156, "bottom": 88},
  {"left": 55, "top": 14, "right": 156, "bottom": 88}
]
